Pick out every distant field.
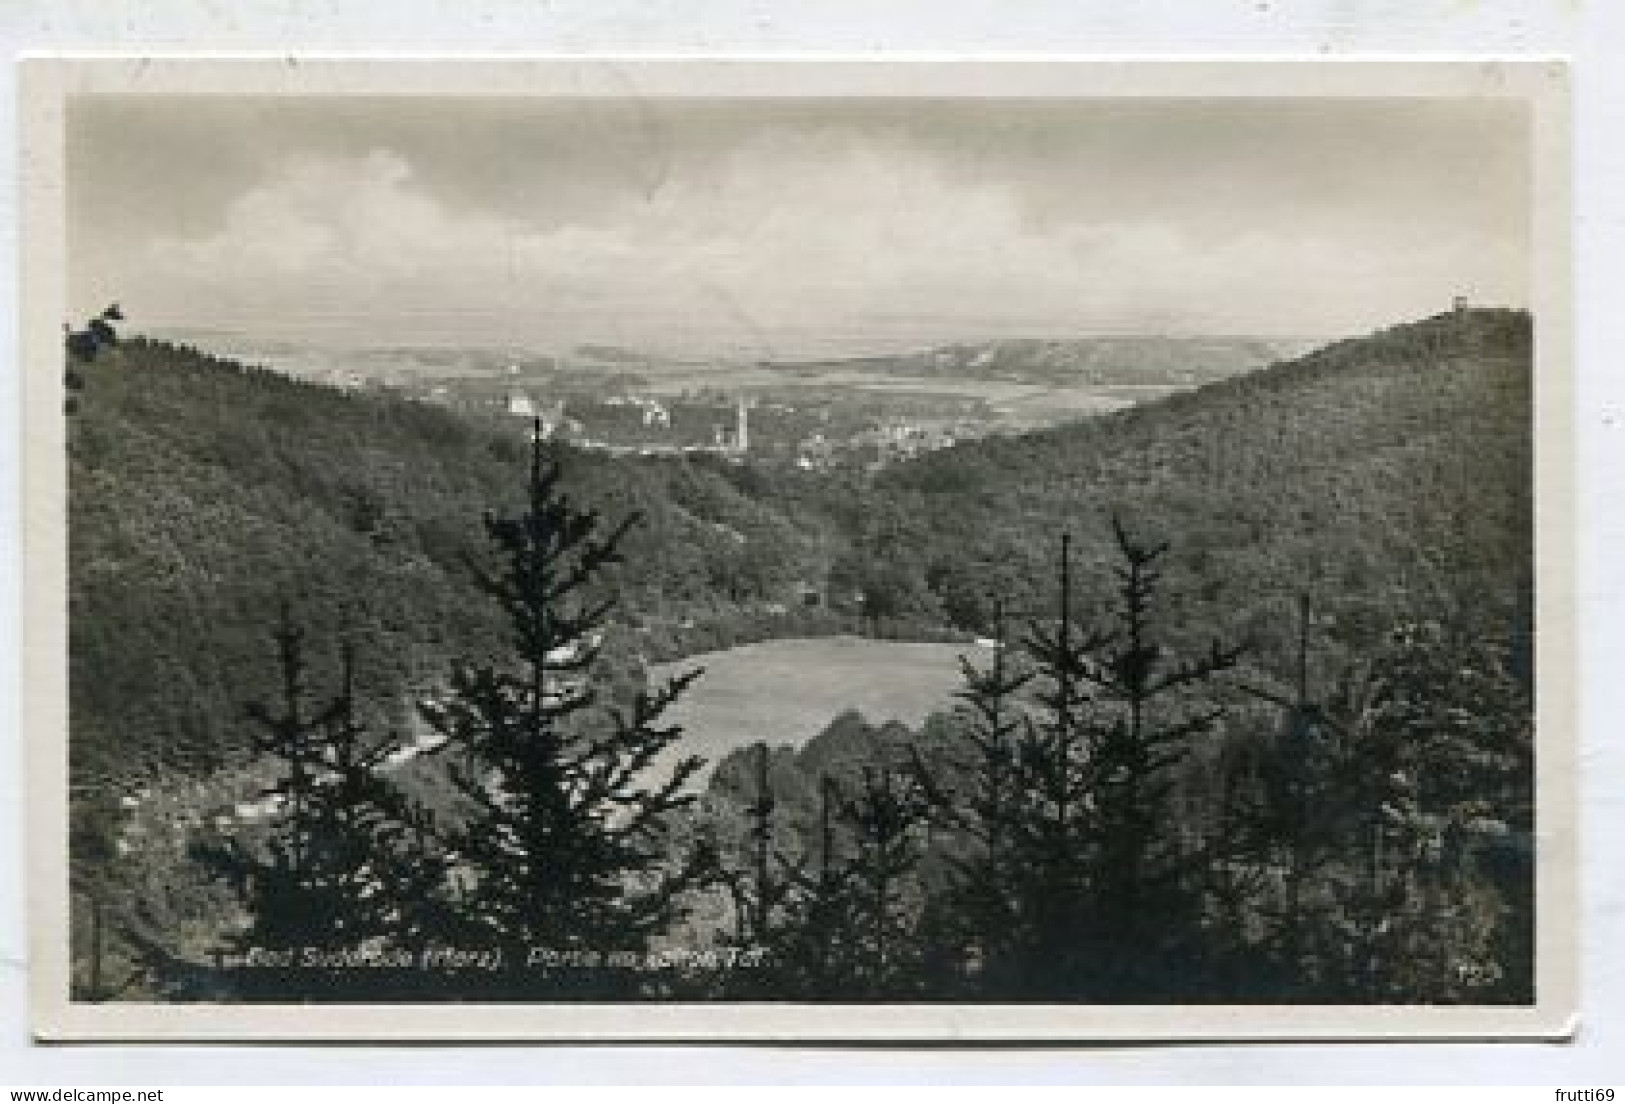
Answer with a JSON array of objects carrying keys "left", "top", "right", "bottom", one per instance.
[
  {"left": 634, "top": 364, "right": 1037, "bottom": 401},
  {"left": 650, "top": 635, "right": 991, "bottom": 784}
]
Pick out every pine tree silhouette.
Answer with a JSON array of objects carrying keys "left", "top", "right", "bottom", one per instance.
[
  {"left": 64, "top": 304, "right": 124, "bottom": 415},
  {"left": 747, "top": 766, "right": 929, "bottom": 1000},
  {"left": 718, "top": 742, "right": 792, "bottom": 952},
  {"left": 1061, "top": 518, "right": 1245, "bottom": 998},
  {"left": 200, "top": 608, "right": 443, "bottom": 999},
  {"left": 907, "top": 600, "right": 1032, "bottom": 990},
  {"left": 754, "top": 774, "right": 862, "bottom": 999},
  {"left": 837, "top": 765, "right": 930, "bottom": 997},
  {"left": 420, "top": 421, "right": 714, "bottom": 996},
  {"left": 925, "top": 521, "right": 1244, "bottom": 999},
  {"left": 1234, "top": 593, "right": 1350, "bottom": 998}
]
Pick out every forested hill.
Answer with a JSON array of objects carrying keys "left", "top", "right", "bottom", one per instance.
[
  {"left": 67, "top": 339, "right": 839, "bottom": 787},
  {"left": 847, "top": 308, "right": 1532, "bottom": 673},
  {"left": 702, "top": 308, "right": 1532, "bottom": 784}
]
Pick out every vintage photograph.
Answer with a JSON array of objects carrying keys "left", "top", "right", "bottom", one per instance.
[{"left": 26, "top": 60, "right": 1572, "bottom": 1039}]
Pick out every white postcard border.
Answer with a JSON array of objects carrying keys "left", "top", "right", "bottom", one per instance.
[{"left": 20, "top": 55, "right": 1577, "bottom": 1042}]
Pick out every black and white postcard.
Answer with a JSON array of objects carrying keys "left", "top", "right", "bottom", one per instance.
[{"left": 21, "top": 58, "right": 1575, "bottom": 1040}]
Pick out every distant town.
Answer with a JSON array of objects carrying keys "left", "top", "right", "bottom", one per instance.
[
  {"left": 397, "top": 362, "right": 999, "bottom": 471},
  {"left": 174, "top": 334, "right": 1308, "bottom": 473}
]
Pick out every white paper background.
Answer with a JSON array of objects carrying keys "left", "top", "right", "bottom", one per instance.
[{"left": 1, "top": 0, "right": 1620, "bottom": 1085}]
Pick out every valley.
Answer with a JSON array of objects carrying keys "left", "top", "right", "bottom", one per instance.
[{"left": 67, "top": 307, "right": 1536, "bottom": 1005}]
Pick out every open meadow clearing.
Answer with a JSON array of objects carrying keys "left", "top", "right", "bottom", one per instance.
[{"left": 650, "top": 635, "right": 992, "bottom": 783}]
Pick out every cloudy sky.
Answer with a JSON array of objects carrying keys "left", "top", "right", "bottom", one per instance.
[{"left": 69, "top": 96, "right": 1530, "bottom": 357}]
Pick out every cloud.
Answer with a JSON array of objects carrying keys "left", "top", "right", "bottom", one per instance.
[{"left": 104, "top": 123, "right": 1527, "bottom": 354}]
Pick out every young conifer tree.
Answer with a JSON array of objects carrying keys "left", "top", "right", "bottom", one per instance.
[
  {"left": 711, "top": 742, "right": 831, "bottom": 999},
  {"left": 1063, "top": 518, "right": 1245, "bottom": 998},
  {"left": 310, "top": 642, "right": 456, "bottom": 977},
  {"left": 907, "top": 600, "right": 1033, "bottom": 990},
  {"left": 1234, "top": 593, "right": 1352, "bottom": 998},
  {"left": 994, "top": 532, "right": 1109, "bottom": 995},
  {"left": 716, "top": 742, "right": 795, "bottom": 952},
  {"left": 757, "top": 774, "right": 862, "bottom": 998},
  {"left": 978, "top": 522, "right": 1244, "bottom": 1000},
  {"left": 836, "top": 765, "right": 931, "bottom": 998},
  {"left": 753, "top": 766, "right": 928, "bottom": 1000},
  {"left": 202, "top": 611, "right": 441, "bottom": 998},
  {"left": 420, "top": 421, "right": 712, "bottom": 995}
]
